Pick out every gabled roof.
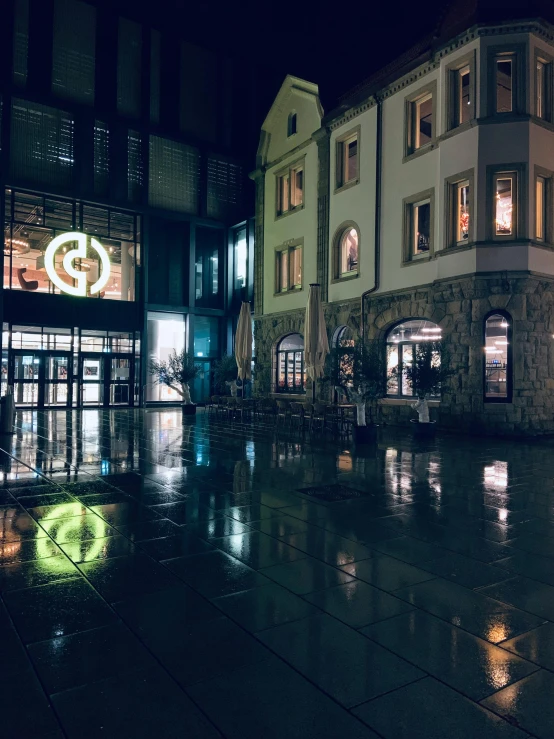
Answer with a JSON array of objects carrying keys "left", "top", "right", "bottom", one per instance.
[{"left": 261, "top": 75, "right": 323, "bottom": 132}]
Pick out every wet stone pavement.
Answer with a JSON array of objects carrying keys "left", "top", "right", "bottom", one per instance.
[{"left": 1, "top": 409, "right": 554, "bottom": 738}]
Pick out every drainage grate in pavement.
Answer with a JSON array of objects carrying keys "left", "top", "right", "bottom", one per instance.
[{"left": 296, "top": 483, "right": 367, "bottom": 502}]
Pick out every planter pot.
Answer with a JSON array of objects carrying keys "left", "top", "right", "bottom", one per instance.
[
  {"left": 410, "top": 419, "right": 436, "bottom": 438},
  {"left": 182, "top": 404, "right": 197, "bottom": 416},
  {"left": 353, "top": 424, "right": 379, "bottom": 445}
]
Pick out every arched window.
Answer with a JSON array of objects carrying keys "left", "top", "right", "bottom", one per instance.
[
  {"left": 335, "top": 223, "right": 360, "bottom": 279},
  {"left": 287, "top": 112, "right": 297, "bottom": 137},
  {"left": 276, "top": 333, "right": 305, "bottom": 393},
  {"left": 484, "top": 312, "right": 512, "bottom": 402},
  {"left": 386, "top": 319, "right": 441, "bottom": 397},
  {"left": 333, "top": 326, "right": 355, "bottom": 398}
]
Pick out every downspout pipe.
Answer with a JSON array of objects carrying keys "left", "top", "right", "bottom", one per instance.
[{"left": 361, "top": 95, "right": 382, "bottom": 343}]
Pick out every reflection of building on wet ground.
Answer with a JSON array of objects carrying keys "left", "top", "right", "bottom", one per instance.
[{"left": 1, "top": 408, "right": 554, "bottom": 737}]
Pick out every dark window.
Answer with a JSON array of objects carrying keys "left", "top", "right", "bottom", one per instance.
[
  {"left": 117, "top": 18, "right": 142, "bottom": 117},
  {"left": 52, "top": 0, "right": 96, "bottom": 104},
  {"left": 93, "top": 120, "right": 109, "bottom": 196},
  {"left": 287, "top": 113, "right": 297, "bottom": 136},
  {"left": 148, "top": 136, "right": 200, "bottom": 213}
]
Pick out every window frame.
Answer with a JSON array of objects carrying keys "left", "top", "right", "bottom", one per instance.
[
  {"left": 274, "top": 240, "right": 303, "bottom": 295},
  {"left": 275, "top": 333, "right": 305, "bottom": 394},
  {"left": 405, "top": 81, "right": 437, "bottom": 159},
  {"left": 275, "top": 157, "right": 305, "bottom": 218},
  {"left": 534, "top": 49, "right": 553, "bottom": 122},
  {"left": 534, "top": 166, "right": 553, "bottom": 244},
  {"left": 445, "top": 51, "right": 476, "bottom": 132},
  {"left": 486, "top": 164, "right": 526, "bottom": 242},
  {"left": 386, "top": 319, "right": 442, "bottom": 399},
  {"left": 332, "top": 221, "right": 360, "bottom": 282},
  {"left": 335, "top": 125, "right": 360, "bottom": 192},
  {"left": 445, "top": 169, "right": 475, "bottom": 249},
  {"left": 487, "top": 45, "right": 526, "bottom": 117},
  {"left": 483, "top": 310, "right": 513, "bottom": 404},
  {"left": 402, "top": 188, "right": 435, "bottom": 264},
  {"left": 287, "top": 112, "right": 297, "bottom": 137}
]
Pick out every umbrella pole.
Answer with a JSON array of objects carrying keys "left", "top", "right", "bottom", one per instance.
[{"left": 312, "top": 378, "right": 316, "bottom": 403}]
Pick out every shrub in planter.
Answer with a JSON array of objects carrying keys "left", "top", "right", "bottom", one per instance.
[
  {"left": 401, "top": 340, "right": 453, "bottom": 428},
  {"left": 213, "top": 354, "right": 239, "bottom": 396},
  {"left": 149, "top": 350, "right": 200, "bottom": 410}
]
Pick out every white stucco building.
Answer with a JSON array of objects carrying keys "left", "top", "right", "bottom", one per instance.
[{"left": 251, "top": 4, "right": 554, "bottom": 435}]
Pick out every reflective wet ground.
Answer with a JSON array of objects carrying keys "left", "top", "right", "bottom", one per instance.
[{"left": 1, "top": 409, "right": 554, "bottom": 737}]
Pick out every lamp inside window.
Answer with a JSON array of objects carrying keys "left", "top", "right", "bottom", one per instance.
[
  {"left": 495, "top": 177, "right": 513, "bottom": 235},
  {"left": 456, "top": 181, "right": 470, "bottom": 242}
]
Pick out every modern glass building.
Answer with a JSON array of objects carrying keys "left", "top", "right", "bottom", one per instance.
[{"left": 0, "top": 0, "right": 266, "bottom": 408}]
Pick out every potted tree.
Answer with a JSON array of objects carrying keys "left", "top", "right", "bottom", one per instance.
[
  {"left": 213, "top": 354, "right": 240, "bottom": 396},
  {"left": 324, "top": 339, "right": 386, "bottom": 444},
  {"left": 403, "top": 340, "right": 451, "bottom": 437},
  {"left": 149, "top": 349, "right": 200, "bottom": 415}
]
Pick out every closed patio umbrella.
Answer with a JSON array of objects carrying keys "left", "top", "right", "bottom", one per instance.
[
  {"left": 304, "top": 283, "right": 329, "bottom": 401},
  {"left": 235, "top": 302, "right": 253, "bottom": 393}
]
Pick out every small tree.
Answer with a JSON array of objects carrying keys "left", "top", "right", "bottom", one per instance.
[
  {"left": 149, "top": 350, "right": 200, "bottom": 405},
  {"left": 324, "top": 340, "right": 387, "bottom": 426},
  {"left": 213, "top": 354, "right": 238, "bottom": 395},
  {"left": 403, "top": 340, "right": 453, "bottom": 423}
]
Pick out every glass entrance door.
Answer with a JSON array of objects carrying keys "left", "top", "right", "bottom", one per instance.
[
  {"left": 80, "top": 354, "right": 134, "bottom": 407},
  {"left": 110, "top": 356, "right": 132, "bottom": 406},
  {"left": 80, "top": 355, "right": 104, "bottom": 406},
  {"left": 12, "top": 351, "right": 71, "bottom": 408}
]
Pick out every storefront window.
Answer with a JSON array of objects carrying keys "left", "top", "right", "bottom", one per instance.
[
  {"left": 276, "top": 333, "right": 305, "bottom": 394},
  {"left": 234, "top": 226, "right": 247, "bottom": 292},
  {"left": 485, "top": 313, "right": 511, "bottom": 401},
  {"left": 146, "top": 312, "right": 186, "bottom": 402},
  {"left": 194, "top": 316, "right": 219, "bottom": 358},
  {"left": 4, "top": 190, "right": 140, "bottom": 301},
  {"left": 386, "top": 319, "right": 441, "bottom": 398}
]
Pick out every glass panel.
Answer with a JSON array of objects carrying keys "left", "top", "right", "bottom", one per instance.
[
  {"left": 290, "top": 247, "right": 302, "bottom": 288},
  {"left": 414, "top": 202, "right": 431, "bottom": 254},
  {"left": 279, "top": 250, "right": 288, "bottom": 292},
  {"left": 294, "top": 351, "right": 303, "bottom": 389},
  {"left": 457, "top": 181, "right": 470, "bottom": 242},
  {"left": 80, "top": 332, "right": 106, "bottom": 352},
  {"left": 536, "top": 176, "right": 545, "bottom": 240},
  {"left": 277, "top": 352, "right": 286, "bottom": 390},
  {"left": 14, "top": 380, "right": 38, "bottom": 405},
  {"left": 82, "top": 357, "right": 103, "bottom": 380},
  {"left": 234, "top": 227, "right": 247, "bottom": 291},
  {"left": 346, "top": 138, "right": 358, "bottom": 182},
  {"left": 290, "top": 167, "right": 303, "bottom": 207},
  {"left": 12, "top": 329, "right": 42, "bottom": 349},
  {"left": 286, "top": 352, "right": 294, "bottom": 391},
  {"left": 536, "top": 61, "right": 546, "bottom": 119},
  {"left": 386, "top": 345, "right": 399, "bottom": 395},
  {"left": 110, "top": 384, "right": 130, "bottom": 405},
  {"left": 82, "top": 383, "right": 101, "bottom": 404},
  {"left": 388, "top": 319, "right": 442, "bottom": 343},
  {"left": 280, "top": 174, "right": 289, "bottom": 213},
  {"left": 14, "top": 353, "right": 36, "bottom": 380},
  {"left": 495, "top": 177, "right": 513, "bottom": 235},
  {"left": 1, "top": 352, "right": 7, "bottom": 397},
  {"left": 46, "top": 383, "right": 68, "bottom": 406},
  {"left": 194, "top": 316, "right": 219, "bottom": 358},
  {"left": 485, "top": 315, "right": 509, "bottom": 399},
  {"left": 415, "top": 95, "right": 432, "bottom": 148},
  {"left": 278, "top": 334, "right": 304, "bottom": 351},
  {"left": 496, "top": 58, "right": 513, "bottom": 113},
  {"left": 340, "top": 228, "right": 358, "bottom": 274},
  {"left": 401, "top": 345, "right": 413, "bottom": 396},
  {"left": 111, "top": 358, "right": 130, "bottom": 380},
  {"left": 458, "top": 66, "right": 471, "bottom": 124},
  {"left": 211, "top": 249, "right": 219, "bottom": 294},
  {"left": 46, "top": 355, "right": 69, "bottom": 380},
  {"left": 146, "top": 312, "right": 185, "bottom": 402}
]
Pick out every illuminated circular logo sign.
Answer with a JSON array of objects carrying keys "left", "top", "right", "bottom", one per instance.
[{"left": 44, "top": 231, "right": 111, "bottom": 297}]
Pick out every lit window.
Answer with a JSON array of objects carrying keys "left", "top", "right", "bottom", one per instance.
[
  {"left": 337, "top": 132, "right": 359, "bottom": 188},
  {"left": 411, "top": 93, "right": 433, "bottom": 150},
  {"left": 338, "top": 227, "right": 359, "bottom": 276},
  {"left": 495, "top": 177, "right": 513, "bottom": 236},
  {"left": 485, "top": 313, "right": 511, "bottom": 401},
  {"left": 496, "top": 58, "right": 513, "bottom": 113},
  {"left": 277, "top": 162, "right": 303, "bottom": 215},
  {"left": 275, "top": 244, "right": 302, "bottom": 293},
  {"left": 276, "top": 333, "right": 305, "bottom": 394},
  {"left": 233, "top": 227, "right": 247, "bottom": 291},
  {"left": 453, "top": 65, "right": 472, "bottom": 125},
  {"left": 456, "top": 180, "right": 470, "bottom": 243},
  {"left": 536, "top": 59, "right": 551, "bottom": 120},
  {"left": 386, "top": 319, "right": 441, "bottom": 398},
  {"left": 536, "top": 176, "right": 546, "bottom": 241},
  {"left": 412, "top": 200, "right": 431, "bottom": 256}
]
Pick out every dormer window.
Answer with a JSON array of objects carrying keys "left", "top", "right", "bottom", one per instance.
[{"left": 287, "top": 112, "right": 297, "bottom": 137}]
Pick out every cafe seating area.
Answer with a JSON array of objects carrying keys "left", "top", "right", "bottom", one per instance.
[{"left": 206, "top": 395, "right": 356, "bottom": 437}]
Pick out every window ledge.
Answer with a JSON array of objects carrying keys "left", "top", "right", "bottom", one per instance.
[
  {"left": 331, "top": 272, "right": 360, "bottom": 285},
  {"left": 380, "top": 398, "right": 440, "bottom": 406},
  {"left": 435, "top": 241, "right": 475, "bottom": 256},
  {"left": 439, "top": 120, "right": 476, "bottom": 142},
  {"left": 402, "top": 254, "right": 433, "bottom": 267},
  {"left": 334, "top": 179, "right": 360, "bottom": 195},
  {"left": 403, "top": 141, "right": 438, "bottom": 164},
  {"left": 275, "top": 205, "right": 304, "bottom": 222},
  {"left": 273, "top": 287, "right": 304, "bottom": 298}
]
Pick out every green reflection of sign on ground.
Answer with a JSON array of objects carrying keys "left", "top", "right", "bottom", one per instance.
[{"left": 37, "top": 503, "right": 108, "bottom": 564}]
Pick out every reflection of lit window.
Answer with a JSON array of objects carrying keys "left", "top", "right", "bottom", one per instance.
[
  {"left": 536, "top": 176, "right": 546, "bottom": 241},
  {"left": 337, "top": 132, "right": 359, "bottom": 188},
  {"left": 484, "top": 313, "right": 511, "bottom": 401},
  {"left": 457, "top": 65, "right": 471, "bottom": 124},
  {"left": 495, "top": 177, "right": 513, "bottom": 235},
  {"left": 275, "top": 333, "right": 305, "bottom": 394},
  {"left": 411, "top": 93, "right": 433, "bottom": 151},
  {"left": 146, "top": 312, "right": 185, "bottom": 402},
  {"left": 234, "top": 227, "right": 247, "bottom": 291},
  {"left": 536, "top": 59, "right": 550, "bottom": 120},
  {"left": 386, "top": 319, "right": 441, "bottom": 398},
  {"left": 411, "top": 200, "right": 431, "bottom": 256},
  {"left": 339, "top": 228, "right": 359, "bottom": 276}
]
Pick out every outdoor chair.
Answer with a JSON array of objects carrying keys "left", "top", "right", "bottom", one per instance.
[
  {"left": 276, "top": 399, "right": 290, "bottom": 426},
  {"left": 289, "top": 401, "right": 305, "bottom": 430}
]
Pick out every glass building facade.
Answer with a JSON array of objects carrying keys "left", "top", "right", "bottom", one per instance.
[{"left": 0, "top": 0, "right": 263, "bottom": 408}]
